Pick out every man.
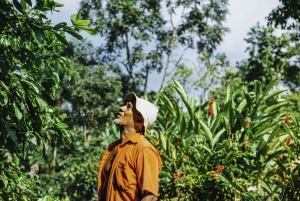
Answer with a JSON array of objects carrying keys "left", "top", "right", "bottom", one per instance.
[{"left": 97, "top": 92, "right": 162, "bottom": 201}]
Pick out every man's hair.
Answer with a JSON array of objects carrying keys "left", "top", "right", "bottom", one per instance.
[{"left": 133, "top": 108, "right": 145, "bottom": 134}]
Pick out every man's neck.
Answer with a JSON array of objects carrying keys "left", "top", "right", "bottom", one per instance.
[{"left": 120, "top": 127, "right": 137, "bottom": 144}]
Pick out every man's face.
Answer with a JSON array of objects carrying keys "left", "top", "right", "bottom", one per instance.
[{"left": 114, "top": 102, "right": 136, "bottom": 127}]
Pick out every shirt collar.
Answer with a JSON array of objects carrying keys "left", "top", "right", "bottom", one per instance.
[
  {"left": 107, "top": 134, "right": 143, "bottom": 150},
  {"left": 120, "top": 133, "right": 143, "bottom": 147}
]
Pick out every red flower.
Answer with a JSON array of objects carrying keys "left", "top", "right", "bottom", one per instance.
[
  {"left": 209, "top": 98, "right": 215, "bottom": 118},
  {"left": 176, "top": 140, "right": 180, "bottom": 146},
  {"left": 211, "top": 171, "right": 217, "bottom": 179},
  {"left": 243, "top": 138, "right": 249, "bottom": 150},
  {"left": 285, "top": 116, "right": 290, "bottom": 124},
  {"left": 173, "top": 171, "right": 184, "bottom": 179},
  {"left": 245, "top": 120, "right": 249, "bottom": 128},
  {"left": 216, "top": 165, "right": 225, "bottom": 174},
  {"left": 286, "top": 137, "right": 292, "bottom": 147}
]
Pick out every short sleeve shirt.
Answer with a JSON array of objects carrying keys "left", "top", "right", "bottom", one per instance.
[{"left": 97, "top": 134, "right": 162, "bottom": 201}]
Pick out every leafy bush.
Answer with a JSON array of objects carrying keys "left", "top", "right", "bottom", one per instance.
[
  {"left": 148, "top": 78, "right": 300, "bottom": 200},
  {"left": 0, "top": 0, "right": 94, "bottom": 200}
]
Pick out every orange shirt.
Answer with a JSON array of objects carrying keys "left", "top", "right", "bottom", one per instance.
[{"left": 97, "top": 134, "right": 162, "bottom": 201}]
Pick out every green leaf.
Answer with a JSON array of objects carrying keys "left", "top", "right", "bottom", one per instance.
[
  {"left": 56, "top": 123, "right": 69, "bottom": 129},
  {"left": 11, "top": 38, "right": 20, "bottom": 52},
  {"left": 65, "top": 29, "right": 83, "bottom": 40},
  {"left": 13, "top": 0, "right": 24, "bottom": 13},
  {"left": 22, "top": 80, "right": 39, "bottom": 93},
  {"left": 31, "top": 30, "right": 44, "bottom": 44},
  {"left": 180, "top": 116, "right": 187, "bottom": 134},
  {"left": 267, "top": 101, "right": 289, "bottom": 112},
  {"left": 53, "top": 22, "right": 67, "bottom": 30},
  {"left": 53, "top": 72, "right": 60, "bottom": 87},
  {"left": 0, "top": 175, "right": 8, "bottom": 187},
  {"left": 263, "top": 88, "right": 289, "bottom": 102},
  {"left": 212, "top": 129, "right": 226, "bottom": 149},
  {"left": 24, "top": 0, "right": 32, "bottom": 6},
  {"left": 0, "top": 81, "right": 9, "bottom": 91},
  {"left": 262, "top": 78, "right": 280, "bottom": 97},
  {"left": 237, "top": 98, "right": 247, "bottom": 113},
  {"left": 55, "top": 2, "right": 64, "bottom": 7},
  {"left": 74, "top": 20, "right": 91, "bottom": 26},
  {"left": 76, "top": 11, "right": 82, "bottom": 21},
  {"left": 20, "top": 0, "right": 26, "bottom": 9},
  {"left": 210, "top": 114, "right": 222, "bottom": 134},
  {"left": 8, "top": 127, "right": 17, "bottom": 144},
  {"left": 70, "top": 14, "right": 77, "bottom": 24},
  {"left": 75, "top": 25, "right": 97, "bottom": 35},
  {"left": 13, "top": 103, "right": 23, "bottom": 120},
  {"left": 54, "top": 33, "right": 69, "bottom": 46},
  {"left": 0, "top": 91, "right": 8, "bottom": 106},
  {"left": 36, "top": 97, "right": 47, "bottom": 111},
  {"left": 169, "top": 142, "right": 176, "bottom": 160},
  {"left": 226, "top": 86, "right": 231, "bottom": 103},
  {"left": 199, "top": 120, "right": 213, "bottom": 146},
  {"left": 173, "top": 79, "right": 194, "bottom": 119},
  {"left": 159, "top": 93, "right": 175, "bottom": 114},
  {"left": 225, "top": 151, "right": 235, "bottom": 165},
  {"left": 234, "top": 109, "right": 247, "bottom": 130},
  {"left": 159, "top": 132, "right": 167, "bottom": 150},
  {"left": 0, "top": 37, "right": 10, "bottom": 48},
  {"left": 254, "top": 80, "right": 262, "bottom": 102}
]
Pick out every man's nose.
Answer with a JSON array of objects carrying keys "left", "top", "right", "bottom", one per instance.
[{"left": 119, "top": 106, "right": 125, "bottom": 111}]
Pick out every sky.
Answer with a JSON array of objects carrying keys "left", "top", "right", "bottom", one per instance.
[{"left": 48, "top": 0, "right": 280, "bottom": 92}]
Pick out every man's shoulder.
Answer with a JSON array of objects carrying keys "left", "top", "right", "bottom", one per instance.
[{"left": 136, "top": 136, "right": 157, "bottom": 150}]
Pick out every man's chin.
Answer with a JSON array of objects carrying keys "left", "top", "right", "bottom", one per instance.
[{"left": 113, "top": 119, "right": 122, "bottom": 126}]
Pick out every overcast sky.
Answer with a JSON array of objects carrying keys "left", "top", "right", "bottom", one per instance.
[{"left": 49, "top": 0, "right": 280, "bottom": 92}]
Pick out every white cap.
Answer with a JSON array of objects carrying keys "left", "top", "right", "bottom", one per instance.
[{"left": 125, "top": 92, "right": 158, "bottom": 133}]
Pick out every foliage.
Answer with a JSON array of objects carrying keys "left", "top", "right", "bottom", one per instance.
[
  {"left": 31, "top": 125, "right": 119, "bottom": 201},
  {"left": 79, "top": 0, "right": 229, "bottom": 93},
  {"left": 236, "top": 23, "right": 300, "bottom": 91},
  {"left": 61, "top": 65, "right": 122, "bottom": 131},
  {"left": 0, "top": 0, "right": 94, "bottom": 200},
  {"left": 148, "top": 78, "right": 300, "bottom": 200},
  {"left": 27, "top": 46, "right": 123, "bottom": 200},
  {"left": 268, "top": 0, "right": 300, "bottom": 31}
]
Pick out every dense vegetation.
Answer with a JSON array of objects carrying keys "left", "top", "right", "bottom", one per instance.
[{"left": 0, "top": 0, "right": 299, "bottom": 200}]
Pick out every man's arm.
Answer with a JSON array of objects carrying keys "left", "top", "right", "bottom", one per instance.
[{"left": 136, "top": 147, "right": 162, "bottom": 199}]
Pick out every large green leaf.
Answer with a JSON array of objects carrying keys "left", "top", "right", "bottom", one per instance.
[
  {"left": 13, "top": 103, "right": 23, "bottom": 120},
  {"left": 13, "top": 0, "right": 24, "bottom": 13},
  {"left": 212, "top": 128, "right": 226, "bottom": 149},
  {"left": 22, "top": 80, "right": 39, "bottom": 93},
  {"left": 159, "top": 132, "right": 167, "bottom": 150},
  {"left": 263, "top": 88, "right": 289, "bottom": 102},
  {"left": 199, "top": 120, "right": 213, "bottom": 146},
  {"left": 0, "top": 91, "right": 8, "bottom": 106},
  {"left": 173, "top": 79, "right": 194, "bottom": 118}
]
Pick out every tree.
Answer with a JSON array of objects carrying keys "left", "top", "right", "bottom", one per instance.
[
  {"left": 0, "top": 0, "right": 94, "bottom": 199},
  {"left": 236, "top": 23, "right": 300, "bottom": 91},
  {"left": 28, "top": 40, "right": 123, "bottom": 200},
  {"left": 268, "top": 0, "right": 300, "bottom": 38},
  {"left": 79, "top": 0, "right": 229, "bottom": 96}
]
